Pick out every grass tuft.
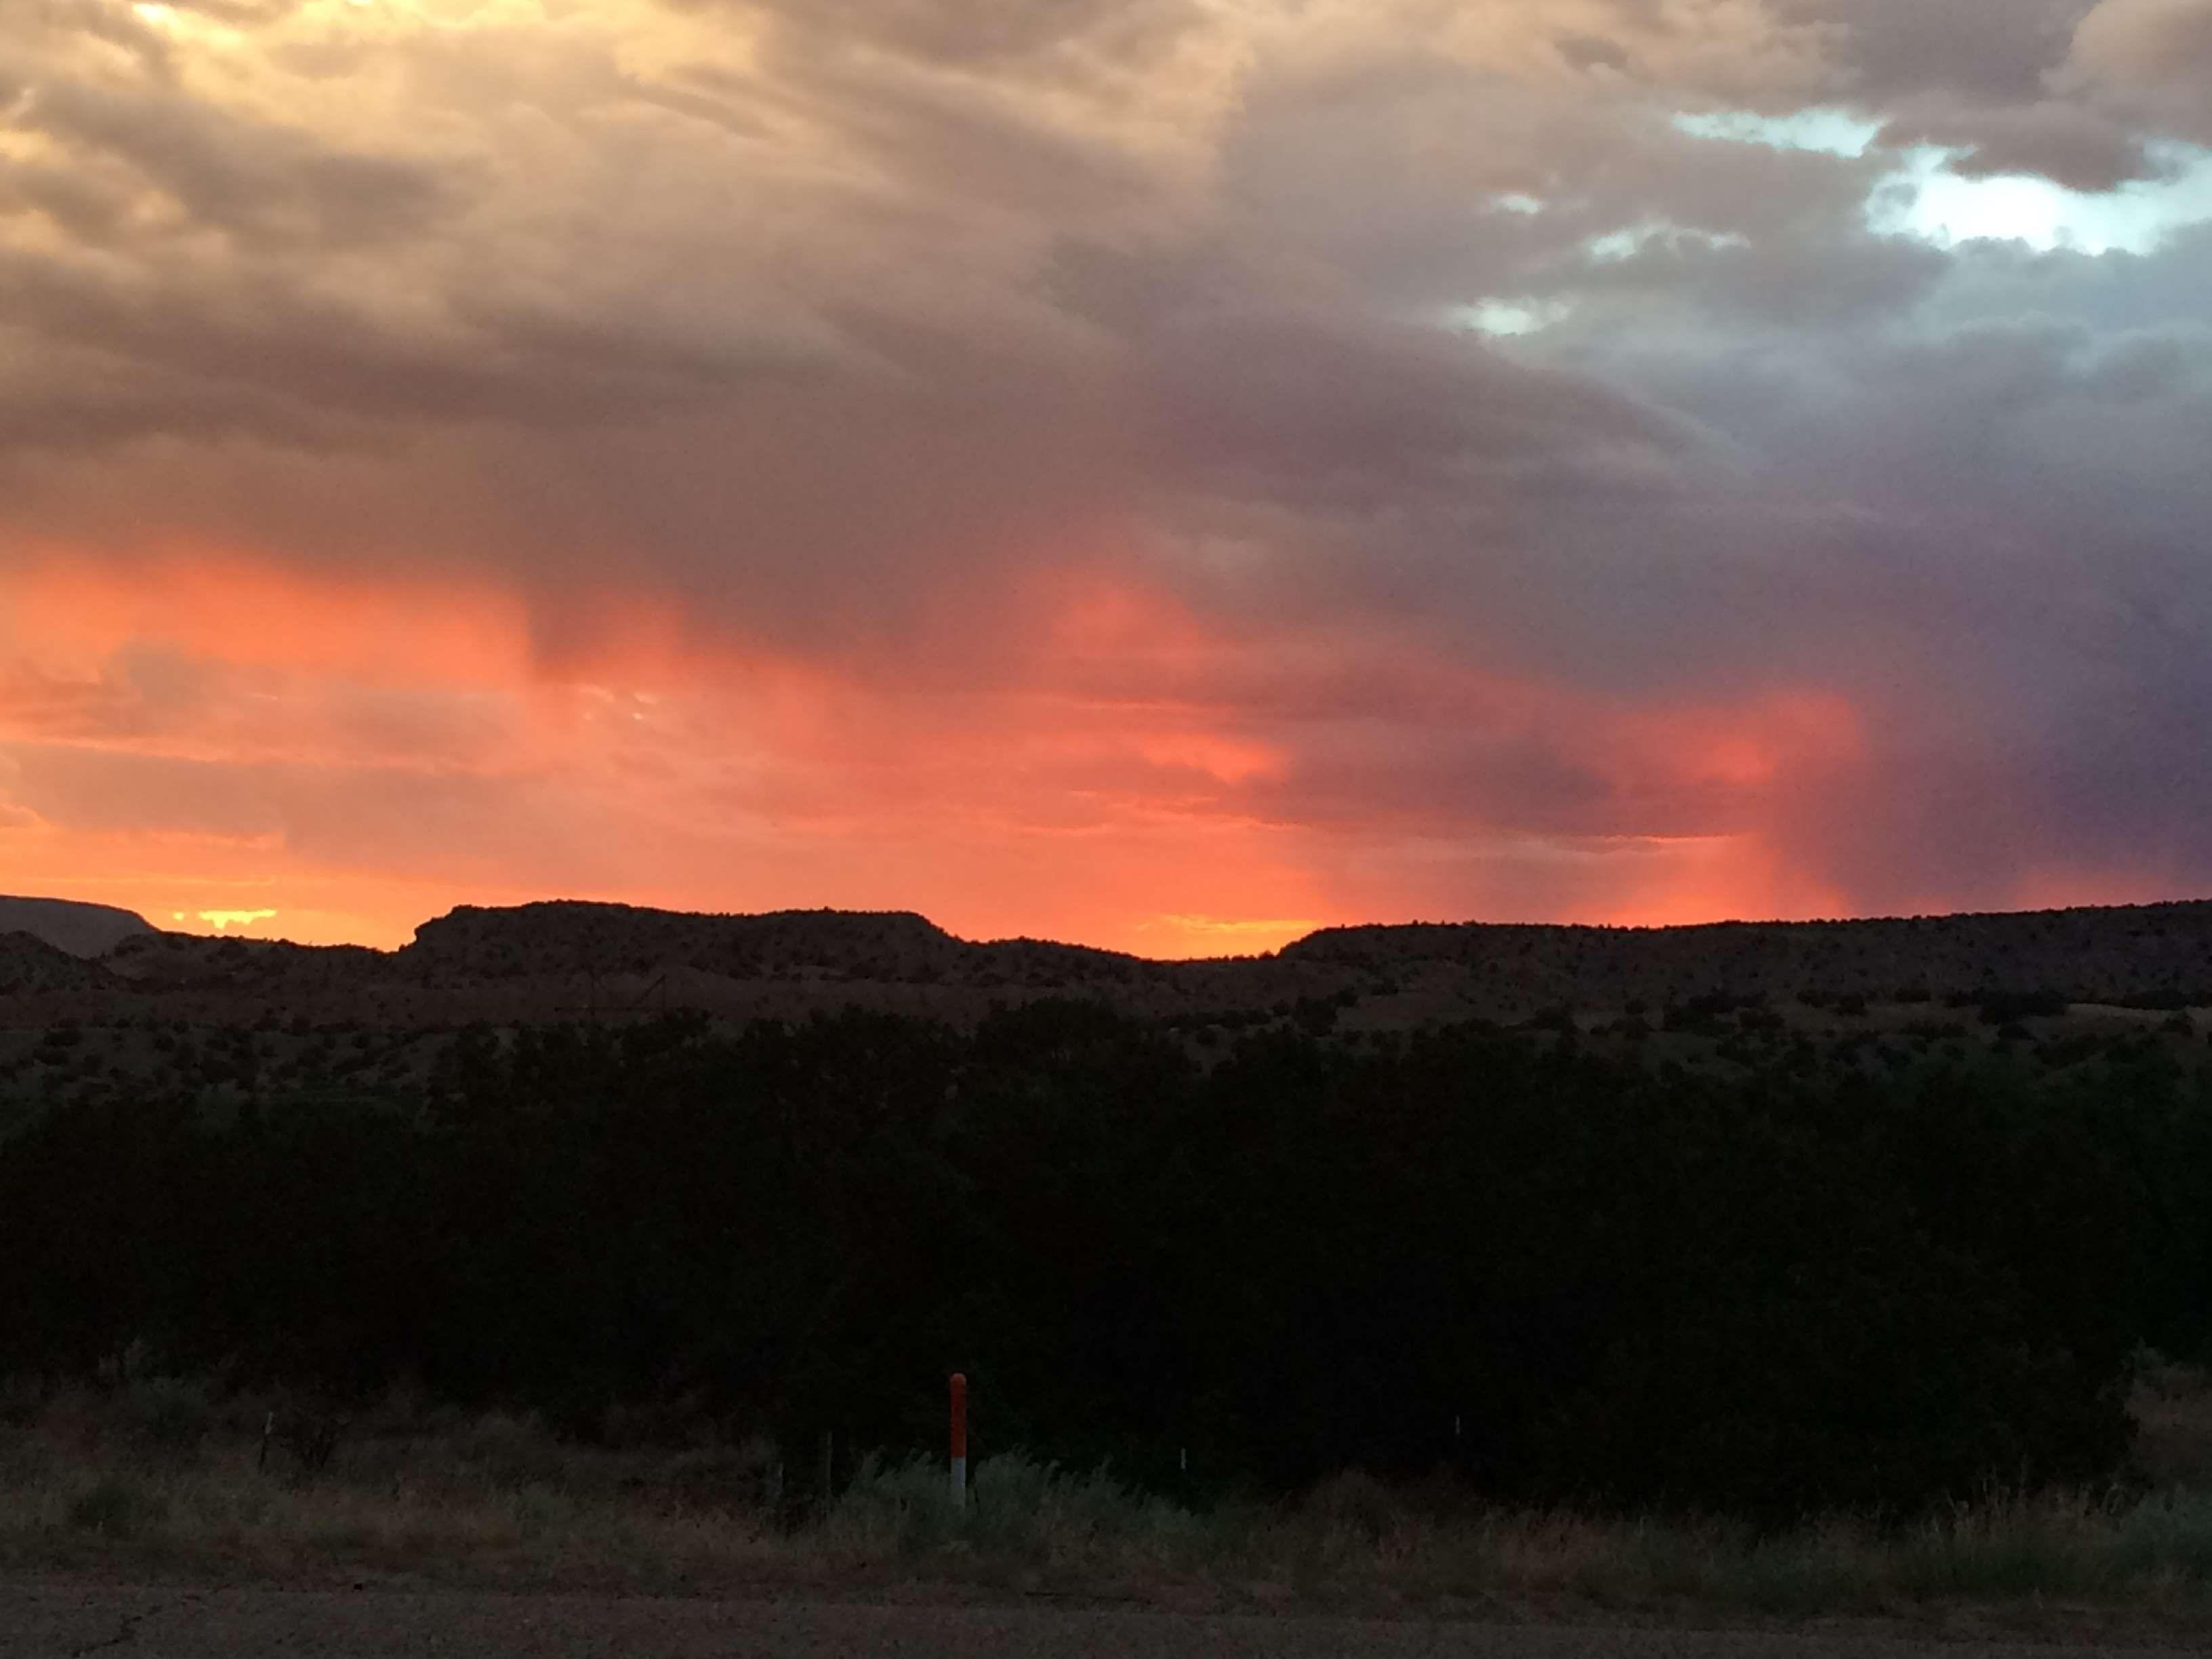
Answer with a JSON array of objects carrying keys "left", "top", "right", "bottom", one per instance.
[{"left": 64, "top": 1474, "right": 168, "bottom": 1538}]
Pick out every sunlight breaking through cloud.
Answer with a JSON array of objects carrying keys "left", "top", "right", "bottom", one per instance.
[
  {"left": 199, "top": 909, "right": 279, "bottom": 931},
  {"left": 1874, "top": 142, "right": 2212, "bottom": 251}
]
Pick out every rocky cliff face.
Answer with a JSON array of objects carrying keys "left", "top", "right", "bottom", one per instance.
[{"left": 0, "top": 897, "right": 155, "bottom": 959}]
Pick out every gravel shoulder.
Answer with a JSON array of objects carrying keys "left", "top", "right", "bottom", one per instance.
[{"left": 5, "top": 1582, "right": 2211, "bottom": 1659}]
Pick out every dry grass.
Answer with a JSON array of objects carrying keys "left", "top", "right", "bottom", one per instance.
[
  {"left": 0, "top": 1383, "right": 792, "bottom": 1593},
  {"left": 7, "top": 1374, "right": 2212, "bottom": 1626}
]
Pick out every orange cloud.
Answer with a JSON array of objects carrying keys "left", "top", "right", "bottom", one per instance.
[
  {"left": 3, "top": 548, "right": 530, "bottom": 687},
  {"left": 0, "top": 551, "right": 1342, "bottom": 952},
  {"left": 0, "top": 547, "right": 2009, "bottom": 958}
]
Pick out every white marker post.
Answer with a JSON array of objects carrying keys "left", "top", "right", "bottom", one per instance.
[{"left": 949, "top": 1372, "right": 968, "bottom": 1510}]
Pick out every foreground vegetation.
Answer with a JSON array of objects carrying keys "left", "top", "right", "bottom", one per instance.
[
  {"left": 9, "top": 1374, "right": 2212, "bottom": 1625},
  {"left": 6, "top": 1002, "right": 2209, "bottom": 1518}
]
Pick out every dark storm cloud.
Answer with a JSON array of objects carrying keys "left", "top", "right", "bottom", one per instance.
[
  {"left": 1563, "top": 224, "right": 1950, "bottom": 327},
  {"left": 1616, "top": 0, "right": 2199, "bottom": 189},
  {"left": 165, "top": 0, "right": 302, "bottom": 24},
  {"left": 1136, "top": 304, "right": 1696, "bottom": 514},
  {"left": 1499, "top": 222, "right": 2212, "bottom": 906},
  {"left": 1778, "top": 0, "right": 2093, "bottom": 103},
  {"left": 1875, "top": 102, "right": 2158, "bottom": 192},
  {"left": 9, "top": 77, "right": 457, "bottom": 251},
  {"left": 681, "top": 0, "right": 1200, "bottom": 70},
  {"left": 0, "top": 357, "right": 325, "bottom": 453},
  {"left": 1803, "top": 0, "right": 2212, "bottom": 186},
  {"left": 0, "top": 237, "right": 826, "bottom": 452}
]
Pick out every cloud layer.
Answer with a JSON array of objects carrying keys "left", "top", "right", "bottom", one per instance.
[{"left": 3, "top": 0, "right": 2210, "bottom": 949}]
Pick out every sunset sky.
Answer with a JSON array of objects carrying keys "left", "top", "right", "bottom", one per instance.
[{"left": 3, "top": 0, "right": 2211, "bottom": 955}]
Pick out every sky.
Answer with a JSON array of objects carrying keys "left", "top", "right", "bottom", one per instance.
[{"left": 3, "top": 0, "right": 2211, "bottom": 956}]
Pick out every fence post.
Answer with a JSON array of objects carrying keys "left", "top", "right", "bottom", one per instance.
[{"left": 949, "top": 1372, "right": 968, "bottom": 1510}]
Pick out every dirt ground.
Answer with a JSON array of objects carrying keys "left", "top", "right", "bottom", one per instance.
[{"left": 5, "top": 1582, "right": 2210, "bottom": 1659}]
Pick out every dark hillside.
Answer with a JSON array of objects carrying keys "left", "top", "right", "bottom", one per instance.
[
  {"left": 10, "top": 895, "right": 2212, "bottom": 1036},
  {"left": 104, "top": 932, "right": 391, "bottom": 992},
  {"left": 393, "top": 895, "right": 2212, "bottom": 1017},
  {"left": 1286, "top": 901, "right": 2212, "bottom": 1010},
  {"left": 0, "top": 932, "right": 118, "bottom": 994},
  {"left": 403, "top": 901, "right": 1168, "bottom": 989}
]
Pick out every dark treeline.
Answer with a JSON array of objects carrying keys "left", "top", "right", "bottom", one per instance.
[{"left": 3, "top": 1002, "right": 2209, "bottom": 1517}]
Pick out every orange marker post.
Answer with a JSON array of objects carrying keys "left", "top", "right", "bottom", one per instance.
[{"left": 949, "top": 1372, "right": 968, "bottom": 1509}]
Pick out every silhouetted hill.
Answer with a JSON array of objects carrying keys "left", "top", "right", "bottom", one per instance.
[
  {"left": 1285, "top": 901, "right": 2212, "bottom": 1008},
  {"left": 0, "top": 933, "right": 117, "bottom": 994},
  {"left": 0, "top": 897, "right": 153, "bottom": 959},
  {"left": 103, "top": 930, "right": 390, "bottom": 992},
  {"left": 404, "top": 902, "right": 971, "bottom": 981},
  {"left": 400, "top": 901, "right": 1168, "bottom": 992},
  {"left": 9, "top": 895, "right": 2212, "bottom": 1032},
  {"left": 397, "top": 896, "right": 2212, "bottom": 1017}
]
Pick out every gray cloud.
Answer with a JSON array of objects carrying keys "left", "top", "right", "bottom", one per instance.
[
  {"left": 746, "top": 30, "right": 1173, "bottom": 216},
  {"left": 0, "top": 237, "right": 829, "bottom": 448},
  {"left": 8, "top": 77, "right": 459, "bottom": 251},
  {"left": 741, "top": 0, "right": 1200, "bottom": 70},
  {"left": 1877, "top": 101, "right": 2158, "bottom": 191},
  {"left": 1779, "top": 0, "right": 2095, "bottom": 102},
  {"left": 18, "top": 0, "right": 176, "bottom": 79},
  {"left": 166, "top": 0, "right": 301, "bottom": 23},
  {"left": 2069, "top": 0, "right": 2212, "bottom": 142}
]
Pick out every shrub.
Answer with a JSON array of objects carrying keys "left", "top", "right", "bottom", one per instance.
[
  {"left": 2113, "top": 1489, "right": 2212, "bottom": 1582},
  {"left": 1978, "top": 990, "right": 2070, "bottom": 1025},
  {"left": 64, "top": 1475, "right": 167, "bottom": 1538},
  {"left": 454, "top": 1412, "right": 566, "bottom": 1490},
  {"left": 1297, "top": 1469, "right": 1403, "bottom": 1547},
  {"left": 825, "top": 1452, "right": 1202, "bottom": 1561},
  {"left": 121, "top": 1376, "right": 215, "bottom": 1459}
]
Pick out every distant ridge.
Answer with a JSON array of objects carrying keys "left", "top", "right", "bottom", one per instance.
[
  {"left": 9, "top": 894, "right": 2212, "bottom": 1029},
  {"left": 1281, "top": 899, "right": 2212, "bottom": 1010},
  {"left": 377, "top": 895, "right": 2212, "bottom": 1015},
  {"left": 0, "top": 897, "right": 155, "bottom": 960},
  {"left": 403, "top": 900, "right": 1151, "bottom": 986},
  {"left": 407, "top": 901, "right": 966, "bottom": 979},
  {"left": 391, "top": 894, "right": 2212, "bottom": 1014}
]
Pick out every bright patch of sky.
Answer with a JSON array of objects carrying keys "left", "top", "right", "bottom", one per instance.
[
  {"left": 1583, "top": 223, "right": 1750, "bottom": 262},
  {"left": 1585, "top": 227, "right": 1643, "bottom": 262},
  {"left": 1874, "top": 142, "right": 2212, "bottom": 254},
  {"left": 1671, "top": 108, "right": 1880, "bottom": 159},
  {"left": 199, "top": 909, "right": 278, "bottom": 931},
  {"left": 1455, "top": 299, "right": 1572, "bottom": 337},
  {"left": 1675, "top": 109, "right": 2212, "bottom": 255}
]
